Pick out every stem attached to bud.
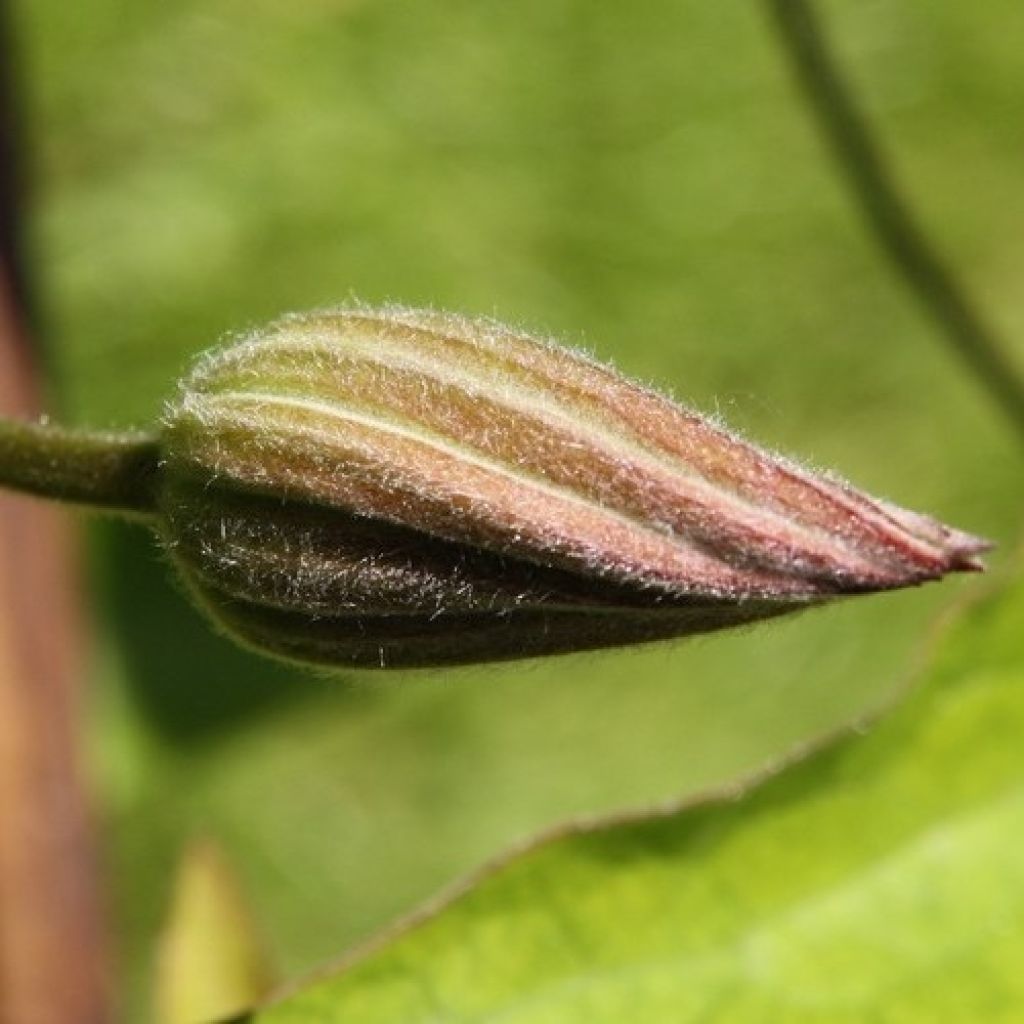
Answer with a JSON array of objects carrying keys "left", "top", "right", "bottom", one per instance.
[{"left": 0, "top": 417, "right": 161, "bottom": 516}]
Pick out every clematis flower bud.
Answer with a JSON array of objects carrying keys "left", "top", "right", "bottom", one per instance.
[{"left": 157, "top": 307, "right": 988, "bottom": 669}]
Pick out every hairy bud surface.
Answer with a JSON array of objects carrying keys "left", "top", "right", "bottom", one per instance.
[{"left": 158, "top": 307, "right": 987, "bottom": 668}]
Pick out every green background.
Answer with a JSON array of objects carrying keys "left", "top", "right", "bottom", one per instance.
[{"left": 11, "top": 0, "right": 1024, "bottom": 1017}]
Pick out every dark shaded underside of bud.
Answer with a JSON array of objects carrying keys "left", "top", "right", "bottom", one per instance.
[
  {"left": 159, "top": 480, "right": 794, "bottom": 668},
  {"left": 159, "top": 307, "right": 989, "bottom": 669}
]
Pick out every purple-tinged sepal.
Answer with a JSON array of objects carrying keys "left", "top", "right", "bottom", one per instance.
[{"left": 157, "top": 307, "right": 989, "bottom": 668}]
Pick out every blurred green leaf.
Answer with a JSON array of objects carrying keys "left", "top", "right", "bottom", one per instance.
[
  {"left": 254, "top": 559, "right": 1024, "bottom": 1022},
  {"left": 155, "top": 838, "right": 275, "bottom": 1024}
]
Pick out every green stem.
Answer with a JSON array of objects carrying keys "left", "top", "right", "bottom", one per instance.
[
  {"left": 0, "top": 417, "right": 161, "bottom": 516},
  {"left": 766, "top": 0, "right": 1024, "bottom": 443}
]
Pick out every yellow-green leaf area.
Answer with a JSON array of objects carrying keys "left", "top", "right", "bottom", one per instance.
[
  {"left": 256, "top": 566, "right": 1024, "bottom": 1022},
  {"left": 155, "top": 839, "right": 275, "bottom": 1024}
]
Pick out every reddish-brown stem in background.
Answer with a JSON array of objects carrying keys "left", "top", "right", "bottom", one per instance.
[{"left": 0, "top": 7, "right": 111, "bottom": 1021}]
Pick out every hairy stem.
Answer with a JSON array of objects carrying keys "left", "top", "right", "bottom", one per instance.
[
  {"left": 0, "top": 417, "right": 161, "bottom": 516},
  {"left": 766, "top": 0, "right": 1024, "bottom": 442}
]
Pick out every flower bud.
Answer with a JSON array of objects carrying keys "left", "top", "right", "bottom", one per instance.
[{"left": 157, "top": 307, "right": 988, "bottom": 669}]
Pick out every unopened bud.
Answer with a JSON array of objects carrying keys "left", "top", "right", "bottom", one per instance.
[{"left": 157, "top": 307, "right": 988, "bottom": 669}]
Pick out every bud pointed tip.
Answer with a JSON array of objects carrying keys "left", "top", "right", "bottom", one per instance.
[{"left": 945, "top": 531, "right": 993, "bottom": 574}]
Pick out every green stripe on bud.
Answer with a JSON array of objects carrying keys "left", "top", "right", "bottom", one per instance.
[{"left": 158, "top": 307, "right": 988, "bottom": 669}]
